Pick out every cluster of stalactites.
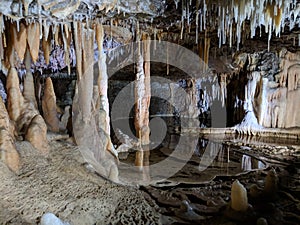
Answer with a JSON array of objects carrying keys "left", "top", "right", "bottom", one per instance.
[
  {"left": 0, "top": 15, "right": 133, "bottom": 74},
  {"left": 180, "top": 0, "right": 299, "bottom": 50}
]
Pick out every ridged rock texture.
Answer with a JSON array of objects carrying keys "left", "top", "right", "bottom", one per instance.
[
  {"left": 228, "top": 49, "right": 300, "bottom": 131},
  {"left": 42, "top": 77, "right": 60, "bottom": 132},
  {"left": 0, "top": 96, "right": 20, "bottom": 172},
  {"left": 6, "top": 67, "right": 48, "bottom": 154}
]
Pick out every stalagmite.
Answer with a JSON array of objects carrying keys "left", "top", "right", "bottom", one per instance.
[
  {"left": 25, "top": 115, "right": 48, "bottom": 154},
  {"left": 0, "top": 96, "right": 20, "bottom": 172},
  {"left": 231, "top": 180, "right": 248, "bottom": 212},
  {"left": 0, "top": 128, "right": 20, "bottom": 172},
  {"left": 42, "top": 77, "right": 60, "bottom": 132},
  {"left": 23, "top": 49, "right": 37, "bottom": 108},
  {"left": 6, "top": 67, "right": 24, "bottom": 122},
  {"left": 27, "top": 22, "right": 40, "bottom": 63},
  {"left": 263, "top": 168, "right": 278, "bottom": 198}
]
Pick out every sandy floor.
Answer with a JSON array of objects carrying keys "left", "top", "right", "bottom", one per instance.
[{"left": 0, "top": 135, "right": 161, "bottom": 225}]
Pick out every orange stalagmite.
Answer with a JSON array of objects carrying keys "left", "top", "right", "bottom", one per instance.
[
  {"left": 6, "top": 67, "right": 24, "bottom": 122},
  {"left": 0, "top": 96, "right": 20, "bottom": 172},
  {"left": 42, "top": 77, "right": 60, "bottom": 132},
  {"left": 25, "top": 115, "right": 48, "bottom": 154}
]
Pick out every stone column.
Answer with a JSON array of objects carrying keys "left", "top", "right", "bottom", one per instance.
[{"left": 134, "top": 34, "right": 151, "bottom": 170}]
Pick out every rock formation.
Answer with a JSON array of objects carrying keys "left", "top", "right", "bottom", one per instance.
[
  {"left": 0, "top": 96, "right": 20, "bottom": 172},
  {"left": 42, "top": 77, "right": 60, "bottom": 132},
  {"left": 6, "top": 66, "right": 48, "bottom": 154},
  {"left": 230, "top": 180, "right": 248, "bottom": 212}
]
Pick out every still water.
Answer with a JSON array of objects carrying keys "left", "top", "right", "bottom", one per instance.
[{"left": 112, "top": 117, "right": 267, "bottom": 186}]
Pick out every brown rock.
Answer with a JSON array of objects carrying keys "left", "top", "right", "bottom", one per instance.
[
  {"left": 12, "top": 22, "right": 27, "bottom": 61},
  {"left": 42, "top": 77, "right": 60, "bottom": 132},
  {"left": 0, "top": 96, "right": 20, "bottom": 172},
  {"left": 27, "top": 23, "right": 40, "bottom": 63},
  {"left": 0, "top": 128, "right": 20, "bottom": 172},
  {"left": 6, "top": 67, "right": 24, "bottom": 122},
  {"left": 25, "top": 115, "right": 48, "bottom": 154}
]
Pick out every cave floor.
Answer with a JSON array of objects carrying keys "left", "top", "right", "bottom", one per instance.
[
  {"left": 0, "top": 135, "right": 160, "bottom": 225},
  {"left": 0, "top": 134, "right": 299, "bottom": 225}
]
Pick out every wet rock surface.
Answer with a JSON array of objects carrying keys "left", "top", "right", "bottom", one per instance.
[{"left": 138, "top": 136, "right": 300, "bottom": 225}]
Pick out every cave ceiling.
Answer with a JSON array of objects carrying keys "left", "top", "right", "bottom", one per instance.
[
  {"left": 0, "top": 0, "right": 299, "bottom": 76},
  {"left": 0, "top": 1, "right": 299, "bottom": 42}
]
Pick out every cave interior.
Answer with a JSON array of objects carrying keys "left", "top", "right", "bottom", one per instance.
[{"left": 0, "top": 0, "right": 300, "bottom": 225}]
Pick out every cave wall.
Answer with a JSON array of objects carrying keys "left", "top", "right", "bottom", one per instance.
[{"left": 227, "top": 49, "right": 300, "bottom": 129}]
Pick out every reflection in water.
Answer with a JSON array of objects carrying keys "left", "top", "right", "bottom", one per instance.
[
  {"left": 242, "top": 155, "right": 252, "bottom": 171},
  {"left": 113, "top": 117, "right": 267, "bottom": 186}
]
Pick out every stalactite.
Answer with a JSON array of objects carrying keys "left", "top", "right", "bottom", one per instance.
[
  {"left": 204, "top": 32, "right": 210, "bottom": 66},
  {"left": 27, "top": 22, "right": 40, "bottom": 63},
  {"left": 62, "top": 23, "right": 71, "bottom": 75},
  {"left": 22, "top": 0, "right": 32, "bottom": 16},
  {"left": 73, "top": 21, "right": 83, "bottom": 80},
  {"left": 42, "top": 36, "right": 51, "bottom": 65},
  {"left": 42, "top": 77, "right": 60, "bottom": 132},
  {"left": 12, "top": 21, "right": 27, "bottom": 61}
]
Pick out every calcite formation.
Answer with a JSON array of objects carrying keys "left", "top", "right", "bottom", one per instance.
[
  {"left": 42, "top": 77, "right": 60, "bottom": 132},
  {"left": 0, "top": 96, "right": 20, "bottom": 172},
  {"left": 0, "top": 0, "right": 298, "bottom": 181},
  {"left": 230, "top": 179, "right": 248, "bottom": 212}
]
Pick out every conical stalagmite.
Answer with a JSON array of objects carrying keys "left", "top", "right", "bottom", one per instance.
[
  {"left": 25, "top": 115, "right": 48, "bottom": 154},
  {"left": 0, "top": 96, "right": 20, "bottom": 172},
  {"left": 6, "top": 67, "right": 24, "bottom": 122},
  {"left": 42, "top": 77, "right": 60, "bottom": 132},
  {"left": 0, "top": 128, "right": 20, "bottom": 172},
  {"left": 231, "top": 180, "right": 248, "bottom": 212}
]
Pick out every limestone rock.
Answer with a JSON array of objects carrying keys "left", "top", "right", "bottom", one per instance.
[
  {"left": 25, "top": 115, "right": 48, "bottom": 154},
  {"left": 12, "top": 22, "right": 27, "bottom": 61},
  {"left": 6, "top": 68, "right": 24, "bottom": 122},
  {"left": 42, "top": 77, "right": 60, "bottom": 132},
  {"left": 0, "top": 128, "right": 20, "bottom": 172},
  {"left": 27, "top": 23, "right": 40, "bottom": 63},
  {"left": 264, "top": 168, "right": 278, "bottom": 198},
  {"left": 231, "top": 179, "right": 248, "bottom": 212},
  {"left": 0, "top": 96, "right": 20, "bottom": 172}
]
